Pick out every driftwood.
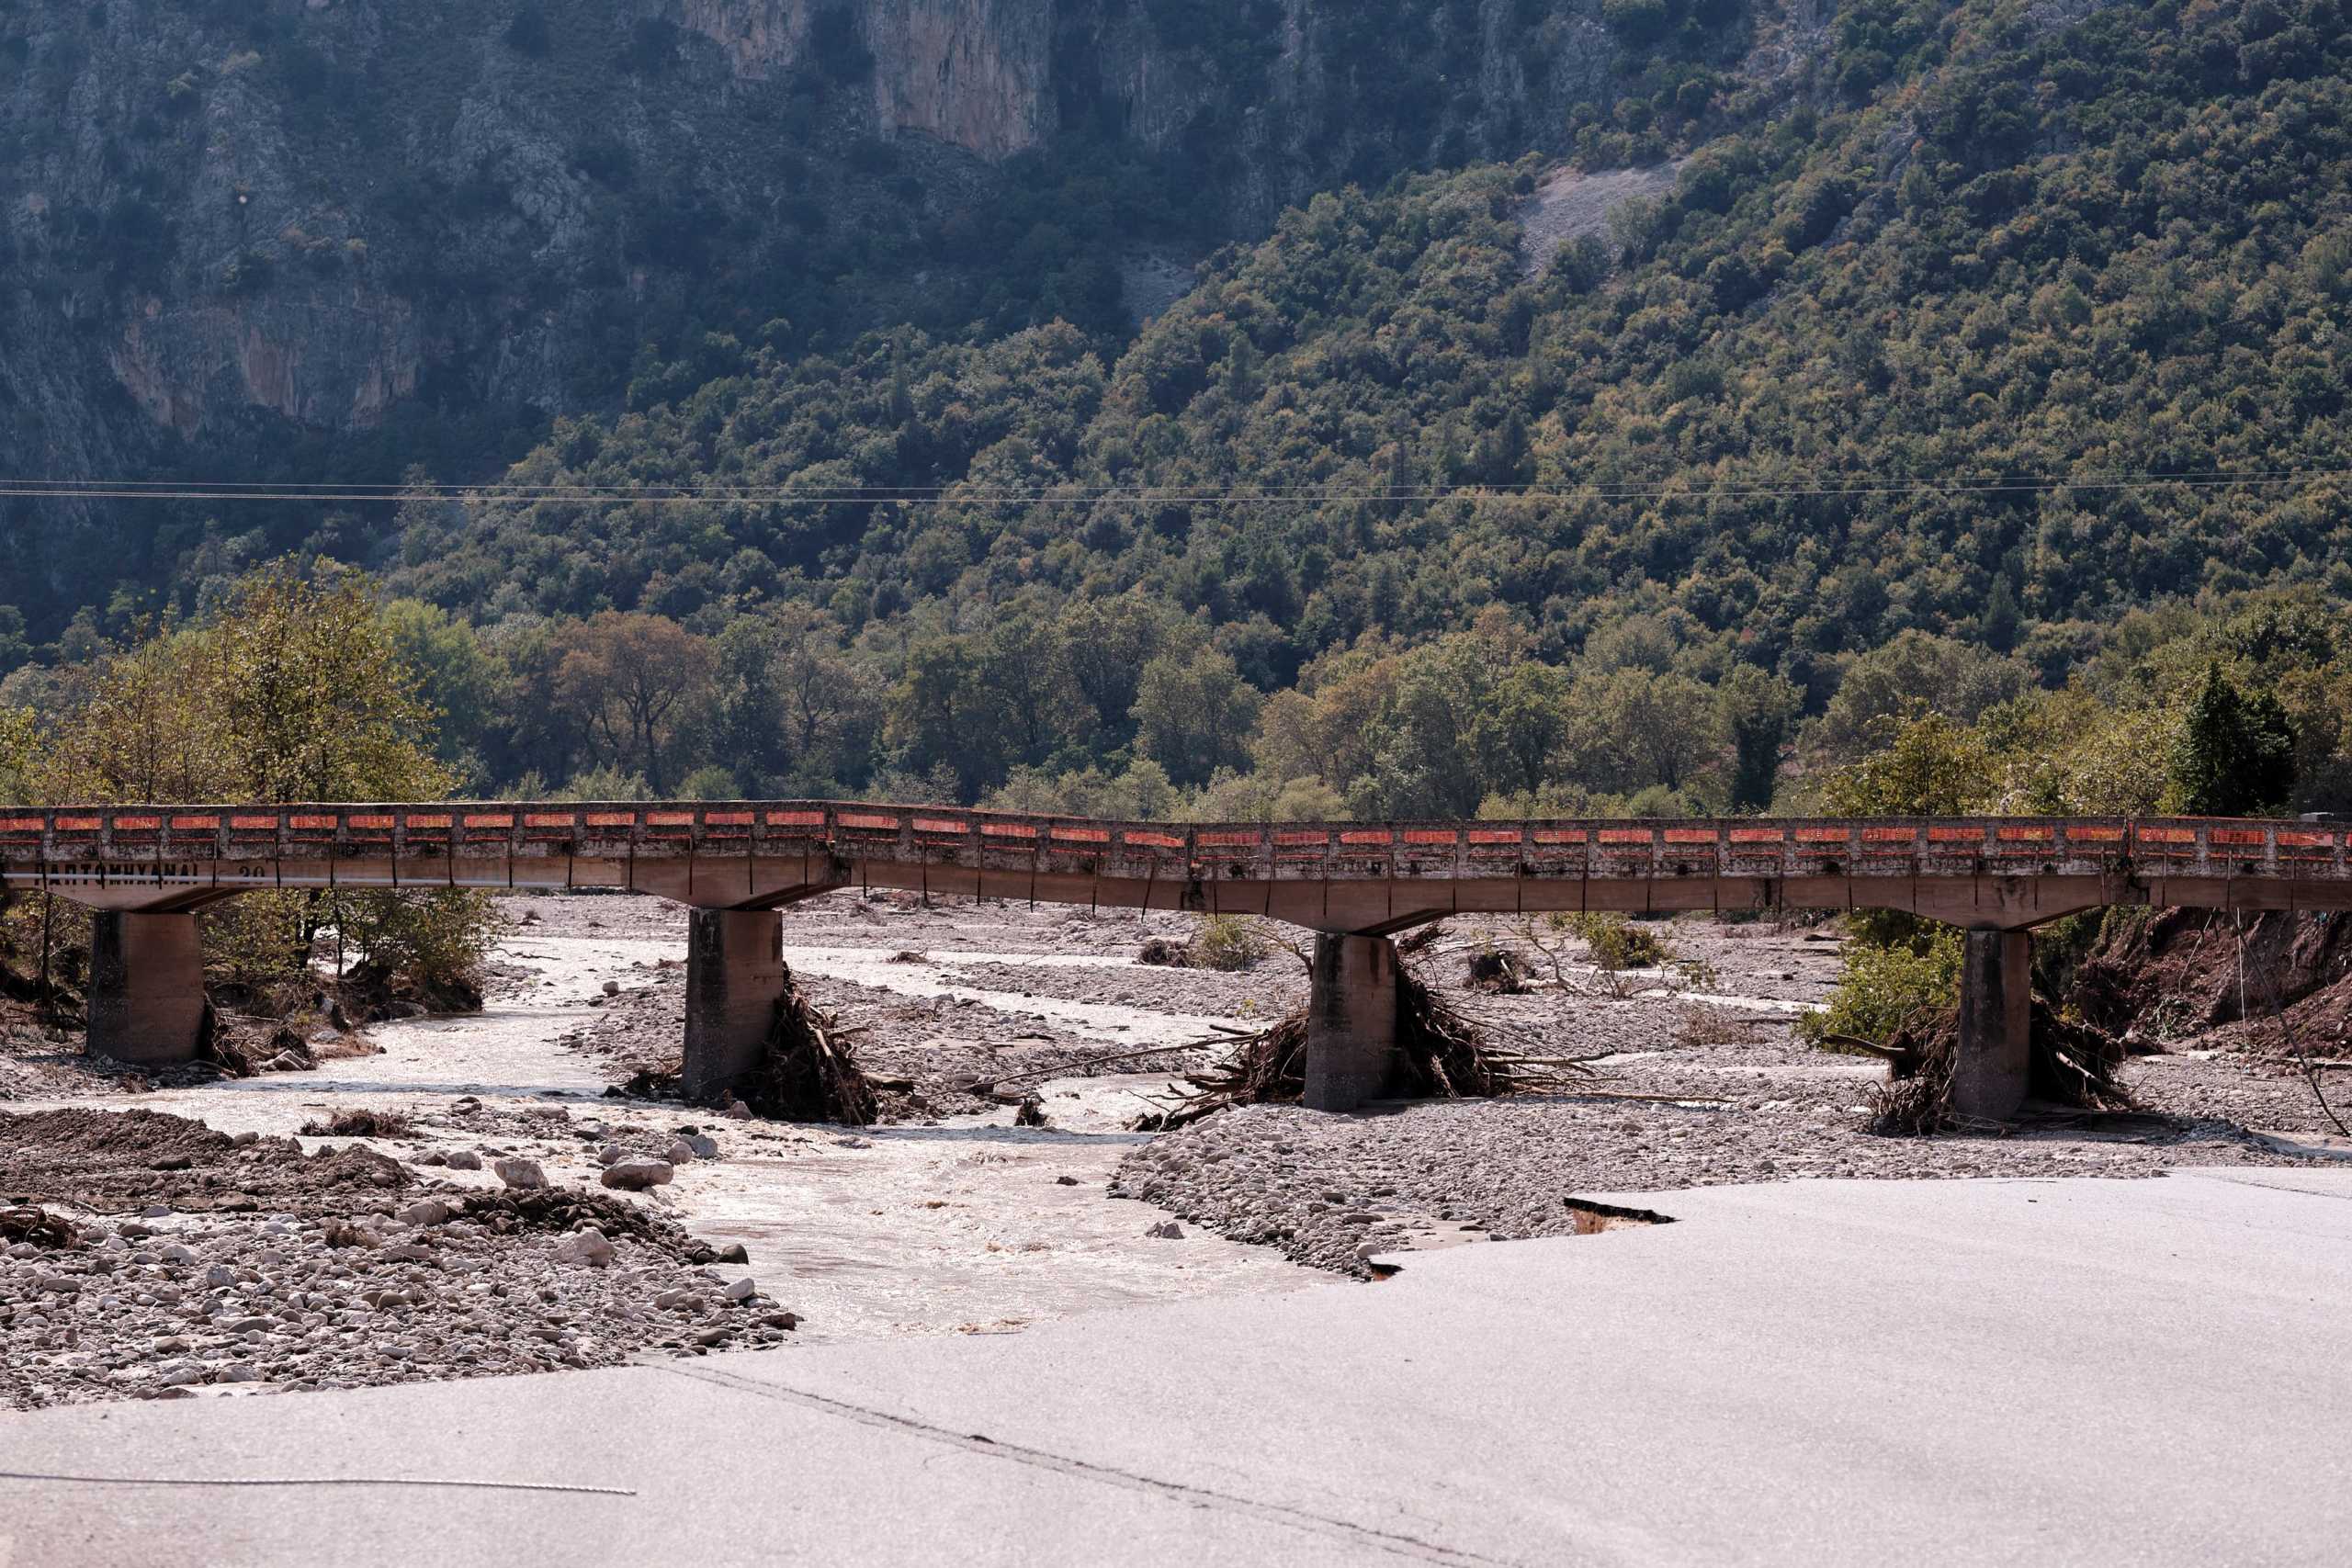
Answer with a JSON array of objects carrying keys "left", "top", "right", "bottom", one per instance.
[
  {"left": 1131, "top": 965, "right": 1598, "bottom": 1131},
  {"left": 1868, "top": 998, "right": 2131, "bottom": 1135},
  {"left": 1465, "top": 949, "right": 1532, "bottom": 994},
  {"left": 612, "top": 975, "right": 880, "bottom": 1125},
  {"left": 743, "top": 984, "right": 879, "bottom": 1126}
]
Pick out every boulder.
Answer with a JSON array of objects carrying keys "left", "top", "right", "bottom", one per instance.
[
  {"left": 555, "top": 1227, "right": 616, "bottom": 1268},
  {"left": 599, "top": 1157, "right": 673, "bottom": 1192},
  {"left": 443, "top": 1150, "right": 483, "bottom": 1171},
  {"left": 493, "top": 1157, "right": 548, "bottom": 1190}
]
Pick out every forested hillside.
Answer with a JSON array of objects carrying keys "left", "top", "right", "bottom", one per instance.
[
  {"left": 7, "top": 0, "right": 2352, "bottom": 823},
  {"left": 0, "top": 0, "right": 1727, "bottom": 623}
]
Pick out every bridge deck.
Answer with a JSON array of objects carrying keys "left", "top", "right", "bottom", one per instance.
[{"left": 6, "top": 803, "right": 2349, "bottom": 931}]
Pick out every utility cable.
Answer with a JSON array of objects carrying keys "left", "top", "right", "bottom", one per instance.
[{"left": 2, "top": 467, "right": 2347, "bottom": 507}]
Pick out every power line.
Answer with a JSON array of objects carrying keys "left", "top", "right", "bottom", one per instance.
[{"left": 0, "top": 468, "right": 2345, "bottom": 507}]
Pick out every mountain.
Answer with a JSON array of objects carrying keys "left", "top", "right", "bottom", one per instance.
[
  {"left": 393, "top": 0, "right": 2352, "bottom": 695},
  {"left": 0, "top": 0, "right": 1733, "bottom": 635},
  {"left": 6, "top": 0, "right": 2352, "bottom": 818}
]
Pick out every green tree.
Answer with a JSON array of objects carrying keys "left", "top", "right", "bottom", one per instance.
[
  {"left": 550, "top": 612, "right": 716, "bottom": 795},
  {"left": 1569, "top": 668, "right": 1724, "bottom": 797},
  {"left": 35, "top": 561, "right": 492, "bottom": 1003},
  {"left": 1470, "top": 661, "right": 1571, "bottom": 797},
  {"left": 0, "top": 606, "right": 29, "bottom": 676},
  {"left": 0, "top": 706, "right": 34, "bottom": 806},
  {"left": 1717, "top": 666, "right": 1804, "bottom": 812},
  {"left": 1814, "top": 632, "right": 2031, "bottom": 763},
  {"left": 2165, "top": 663, "right": 2296, "bottom": 818},
  {"left": 885, "top": 637, "right": 1012, "bottom": 800},
  {"left": 382, "top": 599, "right": 502, "bottom": 789},
  {"left": 1134, "top": 649, "right": 1262, "bottom": 787},
  {"left": 1821, "top": 715, "right": 1996, "bottom": 818}
]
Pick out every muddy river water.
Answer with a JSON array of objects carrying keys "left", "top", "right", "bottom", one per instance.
[{"left": 40, "top": 930, "right": 1308, "bottom": 1342}]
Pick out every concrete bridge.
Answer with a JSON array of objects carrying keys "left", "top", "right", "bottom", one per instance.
[{"left": 7, "top": 802, "right": 2349, "bottom": 1118}]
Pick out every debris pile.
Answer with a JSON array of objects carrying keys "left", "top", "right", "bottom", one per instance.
[
  {"left": 1, "top": 1205, "right": 80, "bottom": 1250},
  {"left": 745, "top": 980, "right": 879, "bottom": 1125},
  {"left": 1134, "top": 965, "right": 1592, "bottom": 1131},
  {"left": 1867, "top": 998, "right": 2132, "bottom": 1135},
  {"left": 1466, "top": 948, "right": 1531, "bottom": 994},
  {"left": 300, "top": 1108, "right": 414, "bottom": 1139},
  {"left": 458, "top": 1186, "right": 692, "bottom": 1251}
]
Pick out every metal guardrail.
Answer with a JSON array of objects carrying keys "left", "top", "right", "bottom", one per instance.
[{"left": 0, "top": 803, "right": 2344, "bottom": 883}]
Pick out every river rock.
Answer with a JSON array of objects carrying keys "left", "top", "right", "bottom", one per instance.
[
  {"left": 493, "top": 1158, "right": 548, "bottom": 1190},
  {"left": 600, "top": 1158, "right": 673, "bottom": 1192},
  {"left": 555, "top": 1228, "right": 616, "bottom": 1269},
  {"left": 443, "top": 1150, "right": 483, "bottom": 1171}
]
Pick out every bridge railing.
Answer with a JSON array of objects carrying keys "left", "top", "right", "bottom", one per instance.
[{"left": 2, "top": 804, "right": 2346, "bottom": 883}]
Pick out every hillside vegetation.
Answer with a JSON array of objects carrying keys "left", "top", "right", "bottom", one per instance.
[
  {"left": 0, "top": 0, "right": 1725, "bottom": 623},
  {"left": 8, "top": 0, "right": 2352, "bottom": 821}
]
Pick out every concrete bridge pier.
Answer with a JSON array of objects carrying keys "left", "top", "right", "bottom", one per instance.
[
  {"left": 1953, "top": 928, "right": 2032, "bottom": 1120},
  {"left": 86, "top": 911, "right": 209, "bottom": 1066},
  {"left": 681, "top": 908, "right": 787, "bottom": 1105},
  {"left": 1303, "top": 933, "right": 1402, "bottom": 1112}
]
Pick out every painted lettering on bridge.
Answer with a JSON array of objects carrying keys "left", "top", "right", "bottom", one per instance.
[{"left": 39, "top": 863, "right": 205, "bottom": 883}]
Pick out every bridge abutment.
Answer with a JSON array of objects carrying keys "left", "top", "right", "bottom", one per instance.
[
  {"left": 681, "top": 908, "right": 786, "bottom": 1104},
  {"left": 1953, "top": 928, "right": 2032, "bottom": 1120},
  {"left": 1303, "top": 933, "right": 1401, "bottom": 1113},
  {"left": 86, "top": 911, "right": 209, "bottom": 1066}
]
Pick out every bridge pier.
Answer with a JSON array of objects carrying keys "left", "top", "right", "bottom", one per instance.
[
  {"left": 1303, "top": 933, "right": 1401, "bottom": 1112},
  {"left": 681, "top": 908, "right": 786, "bottom": 1105},
  {"left": 1953, "top": 928, "right": 2032, "bottom": 1121},
  {"left": 86, "top": 911, "right": 209, "bottom": 1066}
]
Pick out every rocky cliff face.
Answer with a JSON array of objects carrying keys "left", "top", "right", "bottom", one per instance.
[
  {"left": 675, "top": 0, "right": 1056, "bottom": 157},
  {"left": 0, "top": 0, "right": 1713, "bottom": 623}
]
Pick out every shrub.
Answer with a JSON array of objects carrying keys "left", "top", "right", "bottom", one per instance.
[
  {"left": 1800, "top": 928, "right": 1962, "bottom": 1052},
  {"left": 330, "top": 891, "right": 503, "bottom": 1005},
  {"left": 1189, "top": 914, "right": 1269, "bottom": 972},
  {"left": 1566, "top": 912, "right": 1670, "bottom": 972}
]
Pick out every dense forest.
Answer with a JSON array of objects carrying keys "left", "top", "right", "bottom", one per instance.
[{"left": 6, "top": 0, "right": 2352, "bottom": 820}]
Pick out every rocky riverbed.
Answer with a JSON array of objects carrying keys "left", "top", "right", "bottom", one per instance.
[
  {"left": 0, "top": 893, "right": 1309, "bottom": 1411},
  {"left": 5, "top": 891, "right": 2346, "bottom": 1407}
]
